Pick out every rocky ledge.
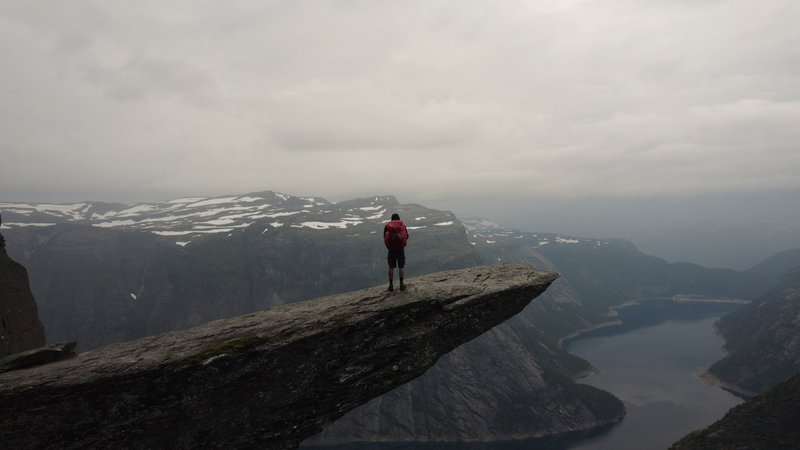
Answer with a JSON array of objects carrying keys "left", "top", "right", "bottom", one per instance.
[
  {"left": 0, "top": 228, "right": 46, "bottom": 356},
  {"left": 0, "top": 263, "right": 557, "bottom": 450}
]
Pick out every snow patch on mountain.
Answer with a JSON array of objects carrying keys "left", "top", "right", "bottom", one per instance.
[
  {"left": 93, "top": 220, "right": 137, "bottom": 228},
  {"left": 1, "top": 191, "right": 461, "bottom": 239},
  {"left": 292, "top": 221, "right": 351, "bottom": 230},
  {"left": 0, "top": 222, "right": 57, "bottom": 228},
  {"left": 461, "top": 216, "right": 608, "bottom": 248}
]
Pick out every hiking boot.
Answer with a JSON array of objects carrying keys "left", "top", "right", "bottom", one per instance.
[
  {"left": 388, "top": 284, "right": 394, "bottom": 292},
  {"left": 399, "top": 282, "right": 406, "bottom": 291}
]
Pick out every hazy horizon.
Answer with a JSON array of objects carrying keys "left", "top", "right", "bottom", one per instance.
[
  {"left": 3, "top": 1, "right": 799, "bottom": 270},
  {"left": 3, "top": 187, "right": 799, "bottom": 272}
]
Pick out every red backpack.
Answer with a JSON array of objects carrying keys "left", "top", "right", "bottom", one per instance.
[{"left": 384, "top": 220, "right": 408, "bottom": 250}]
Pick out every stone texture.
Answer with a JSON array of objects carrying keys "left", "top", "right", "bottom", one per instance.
[
  {"left": 305, "top": 306, "right": 625, "bottom": 445},
  {"left": 0, "top": 228, "right": 46, "bottom": 357},
  {"left": 0, "top": 341, "right": 77, "bottom": 374},
  {"left": 0, "top": 263, "right": 557, "bottom": 450}
]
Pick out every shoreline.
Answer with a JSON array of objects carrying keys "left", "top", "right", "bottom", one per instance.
[
  {"left": 696, "top": 368, "right": 757, "bottom": 398},
  {"left": 559, "top": 295, "right": 748, "bottom": 349},
  {"left": 558, "top": 319, "right": 622, "bottom": 349},
  {"left": 557, "top": 300, "right": 641, "bottom": 349},
  {"left": 558, "top": 296, "right": 748, "bottom": 384},
  {"left": 693, "top": 321, "right": 757, "bottom": 398},
  {"left": 671, "top": 294, "right": 750, "bottom": 305}
]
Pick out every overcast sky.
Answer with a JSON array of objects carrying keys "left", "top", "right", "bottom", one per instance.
[{"left": 2, "top": 1, "right": 799, "bottom": 265}]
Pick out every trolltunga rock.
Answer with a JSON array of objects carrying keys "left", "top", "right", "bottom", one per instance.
[{"left": 0, "top": 263, "right": 557, "bottom": 450}]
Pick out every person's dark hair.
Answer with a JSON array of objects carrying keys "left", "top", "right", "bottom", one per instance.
[{"left": 391, "top": 213, "right": 400, "bottom": 221}]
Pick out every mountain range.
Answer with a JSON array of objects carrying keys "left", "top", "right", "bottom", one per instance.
[
  {"left": 1, "top": 192, "right": 480, "bottom": 350},
  {"left": 1, "top": 190, "right": 798, "bottom": 446}
]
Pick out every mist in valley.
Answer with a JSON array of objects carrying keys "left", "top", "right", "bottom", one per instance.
[{"left": 438, "top": 191, "right": 800, "bottom": 270}]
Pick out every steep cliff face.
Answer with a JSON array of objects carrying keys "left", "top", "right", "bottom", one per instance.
[
  {"left": 0, "top": 264, "right": 557, "bottom": 450},
  {"left": 305, "top": 275, "right": 625, "bottom": 445},
  {"left": 707, "top": 267, "right": 800, "bottom": 395},
  {"left": 0, "top": 230, "right": 45, "bottom": 356},
  {"left": 306, "top": 315, "right": 624, "bottom": 445}
]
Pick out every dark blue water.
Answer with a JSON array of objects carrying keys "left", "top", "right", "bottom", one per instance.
[
  {"left": 563, "top": 300, "right": 745, "bottom": 450},
  {"left": 306, "top": 300, "right": 744, "bottom": 450}
]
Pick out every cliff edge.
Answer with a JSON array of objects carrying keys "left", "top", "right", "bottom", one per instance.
[
  {"left": 0, "top": 263, "right": 557, "bottom": 450},
  {"left": 0, "top": 225, "right": 46, "bottom": 356}
]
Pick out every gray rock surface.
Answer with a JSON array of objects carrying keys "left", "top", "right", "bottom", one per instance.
[
  {"left": 0, "top": 341, "right": 76, "bottom": 374},
  {"left": 0, "top": 228, "right": 46, "bottom": 357},
  {"left": 0, "top": 263, "right": 557, "bottom": 450},
  {"left": 306, "top": 316, "right": 625, "bottom": 445}
]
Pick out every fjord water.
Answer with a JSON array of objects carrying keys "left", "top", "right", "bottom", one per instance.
[
  {"left": 563, "top": 300, "right": 745, "bottom": 450},
  {"left": 307, "top": 301, "right": 744, "bottom": 450}
]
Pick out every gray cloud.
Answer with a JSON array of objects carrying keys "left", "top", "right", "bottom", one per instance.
[{"left": 1, "top": 0, "right": 799, "bottom": 210}]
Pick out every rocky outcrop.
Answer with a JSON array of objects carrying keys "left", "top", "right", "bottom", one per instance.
[
  {"left": 0, "top": 341, "right": 76, "bottom": 374},
  {"left": 0, "top": 263, "right": 557, "bottom": 450},
  {"left": 0, "top": 223, "right": 46, "bottom": 356}
]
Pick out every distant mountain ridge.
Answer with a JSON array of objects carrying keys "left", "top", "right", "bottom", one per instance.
[
  {"left": 1, "top": 192, "right": 476, "bottom": 351},
  {"left": 746, "top": 248, "right": 800, "bottom": 284},
  {"left": 1, "top": 192, "right": 411, "bottom": 242}
]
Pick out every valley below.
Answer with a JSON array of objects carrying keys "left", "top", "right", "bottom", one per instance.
[
  {"left": 564, "top": 300, "right": 745, "bottom": 450},
  {"left": 304, "top": 299, "right": 747, "bottom": 450}
]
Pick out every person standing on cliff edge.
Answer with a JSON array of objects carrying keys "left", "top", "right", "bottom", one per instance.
[{"left": 384, "top": 213, "right": 409, "bottom": 292}]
